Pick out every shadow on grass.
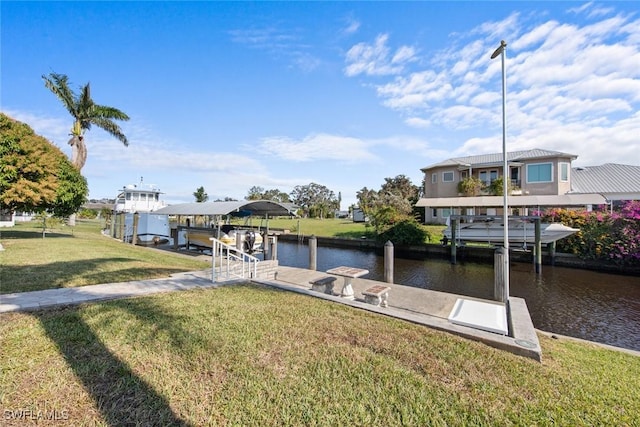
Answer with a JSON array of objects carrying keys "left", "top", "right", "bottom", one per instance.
[
  {"left": 35, "top": 307, "right": 193, "bottom": 426},
  {"left": 2, "top": 258, "right": 196, "bottom": 294},
  {"left": 0, "top": 229, "right": 74, "bottom": 239}
]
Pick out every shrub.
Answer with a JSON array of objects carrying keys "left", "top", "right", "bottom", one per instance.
[
  {"left": 539, "top": 201, "right": 640, "bottom": 266},
  {"left": 457, "top": 176, "right": 483, "bottom": 196}
]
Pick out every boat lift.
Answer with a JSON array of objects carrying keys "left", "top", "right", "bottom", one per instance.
[{"left": 447, "top": 215, "right": 546, "bottom": 274}]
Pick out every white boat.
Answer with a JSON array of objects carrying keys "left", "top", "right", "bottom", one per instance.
[
  {"left": 443, "top": 219, "right": 579, "bottom": 245},
  {"left": 114, "top": 178, "right": 167, "bottom": 213},
  {"left": 112, "top": 179, "right": 171, "bottom": 246},
  {"left": 186, "top": 227, "right": 263, "bottom": 253}
]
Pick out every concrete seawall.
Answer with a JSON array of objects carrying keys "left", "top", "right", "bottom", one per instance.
[{"left": 274, "top": 232, "right": 640, "bottom": 276}]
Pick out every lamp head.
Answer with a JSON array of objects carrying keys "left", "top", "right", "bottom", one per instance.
[{"left": 491, "top": 40, "right": 507, "bottom": 59}]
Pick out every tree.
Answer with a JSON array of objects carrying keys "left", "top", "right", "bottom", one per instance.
[
  {"left": 193, "top": 186, "right": 208, "bottom": 202},
  {"left": 246, "top": 186, "right": 291, "bottom": 202},
  {"left": 379, "top": 175, "right": 420, "bottom": 215},
  {"left": 42, "top": 72, "right": 129, "bottom": 171},
  {"left": 0, "top": 113, "right": 88, "bottom": 218},
  {"left": 356, "top": 187, "right": 378, "bottom": 220},
  {"left": 246, "top": 186, "right": 265, "bottom": 201},
  {"left": 290, "top": 182, "right": 339, "bottom": 218}
]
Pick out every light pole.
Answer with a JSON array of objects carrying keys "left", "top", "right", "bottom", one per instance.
[{"left": 491, "top": 40, "right": 509, "bottom": 303}]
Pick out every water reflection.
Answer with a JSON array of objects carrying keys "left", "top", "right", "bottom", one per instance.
[{"left": 276, "top": 241, "right": 640, "bottom": 351}]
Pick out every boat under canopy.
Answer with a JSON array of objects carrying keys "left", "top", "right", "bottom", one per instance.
[{"left": 443, "top": 217, "right": 579, "bottom": 245}]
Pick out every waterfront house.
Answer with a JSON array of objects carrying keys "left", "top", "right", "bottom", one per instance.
[{"left": 416, "top": 148, "right": 607, "bottom": 224}]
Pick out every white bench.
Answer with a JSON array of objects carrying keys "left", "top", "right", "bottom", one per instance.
[
  {"left": 309, "top": 276, "right": 337, "bottom": 295},
  {"left": 362, "top": 285, "right": 390, "bottom": 307}
]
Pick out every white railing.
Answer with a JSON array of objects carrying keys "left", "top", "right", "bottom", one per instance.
[{"left": 210, "top": 237, "right": 260, "bottom": 282}]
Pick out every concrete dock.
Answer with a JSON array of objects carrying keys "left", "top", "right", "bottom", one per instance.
[{"left": 0, "top": 265, "right": 542, "bottom": 361}]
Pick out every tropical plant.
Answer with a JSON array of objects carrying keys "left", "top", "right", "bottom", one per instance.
[
  {"left": 193, "top": 186, "right": 208, "bottom": 202},
  {"left": 457, "top": 176, "right": 483, "bottom": 196},
  {"left": 42, "top": 72, "right": 129, "bottom": 171}
]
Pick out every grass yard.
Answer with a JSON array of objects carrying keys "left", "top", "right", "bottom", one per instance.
[
  {"left": 0, "top": 219, "right": 210, "bottom": 294},
  {"left": 2, "top": 285, "right": 639, "bottom": 426},
  {"left": 242, "top": 217, "right": 446, "bottom": 244}
]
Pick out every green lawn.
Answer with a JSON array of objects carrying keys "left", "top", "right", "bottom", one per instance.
[
  {"left": 1, "top": 218, "right": 639, "bottom": 425},
  {"left": 1, "top": 286, "right": 638, "bottom": 426},
  {"left": 0, "top": 219, "right": 210, "bottom": 294},
  {"left": 244, "top": 217, "right": 446, "bottom": 243}
]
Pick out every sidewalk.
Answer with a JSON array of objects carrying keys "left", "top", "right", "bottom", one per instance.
[{"left": 1, "top": 266, "right": 542, "bottom": 360}]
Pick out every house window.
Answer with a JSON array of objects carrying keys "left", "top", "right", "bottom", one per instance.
[
  {"left": 442, "top": 171, "right": 454, "bottom": 182},
  {"left": 432, "top": 208, "right": 438, "bottom": 218},
  {"left": 479, "top": 171, "right": 488, "bottom": 186},
  {"left": 479, "top": 170, "right": 498, "bottom": 186},
  {"left": 559, "top": 163, "right": 569, "bottom": 182},
  {"left": 442, "top": 208, "right": 452, "bottom": 218},
  {"left": 460, "top": 170, "right": 468, "bottom": 180},
  {"left": 432, "top": 173, "right": 437, "bottom": 184},
  {"left": 527, "top": 163, "right": 553, "bottom": 183}
]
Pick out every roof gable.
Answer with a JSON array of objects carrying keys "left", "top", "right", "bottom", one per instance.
[{"left": 421, "top": 149, "right": 578, "bottom": 171}]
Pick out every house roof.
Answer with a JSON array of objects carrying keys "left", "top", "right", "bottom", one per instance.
[
  {"left": 571, "top": 164, "right": 640, "bottom": 199},
  {"left": 421, "top": 149, "right": 578, "bottom": 171},
  {"left": 415, "top": 193, "right": 606, "bottom": 208},
  {"left": 154, "top": 200, "right": 298, "bottom": 217}
]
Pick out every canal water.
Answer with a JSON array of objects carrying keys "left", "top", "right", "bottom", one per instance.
[{"left": 275, "top": 241, "right": 640, "bottom": 352}]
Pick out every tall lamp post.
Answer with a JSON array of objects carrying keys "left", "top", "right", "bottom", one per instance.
[{"left": 491, "top": 40, "right": 509, "bottom": 303}]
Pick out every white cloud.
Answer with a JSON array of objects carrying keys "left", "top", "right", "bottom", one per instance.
[
  {"left": 259, "top": 133, "right": 378, "bottom": 163},
  {"left": 342, "top": 17, "right": 360, "bottom": 35},
  {"left": 344, "top": 6, "right": 640, "bottom": 168},
  {"left": 229, "top": 26, "right": 321, "bottom": 72},
  {"left": 344, "top": 34, "right": 417, "bottom": 76}
]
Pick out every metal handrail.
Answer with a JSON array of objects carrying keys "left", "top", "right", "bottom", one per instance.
[{"left": 210, "top": 237, "right": 260, "bottom": 282}]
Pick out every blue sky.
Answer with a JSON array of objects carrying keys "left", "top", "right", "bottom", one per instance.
[{"left": 2, "top": 1, "right": 639, "bottom": 209}]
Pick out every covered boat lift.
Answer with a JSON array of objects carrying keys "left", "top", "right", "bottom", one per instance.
[{"left": 153, "top": 200, "right": 297, "bottom": 251}]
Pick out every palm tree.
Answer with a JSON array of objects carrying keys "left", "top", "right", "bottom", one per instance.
[{"left": 42, "top": 72, "right": 130, "bottom": 171}]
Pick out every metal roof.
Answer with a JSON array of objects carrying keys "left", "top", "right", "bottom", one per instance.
[
  {"left": 416, "top": 194, "right": 606, "bottom": 208},
  {"left": 571, "top": 164, "right": 640, "bottom": 198},
  {"left": 422, "top": 149, "right": 578, "bottom": 171},
  {"left": 154, "top": 200, "right": 298, "bottom": 217}
]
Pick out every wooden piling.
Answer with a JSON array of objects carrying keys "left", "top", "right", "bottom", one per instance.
[
  {"left": 534, "top": 218, "right": 542, "bottom": 274},
  {"left": 494, "top": 247, "right": 506, "bottom": 302},
  {"left": 384, "top": 240, "right": 394, "bottom": 283},
  {"left": 450, "top": 218, "right": 457, "bottom": 264},
  {"left": 309, "top": 235, "right": 317, "bottom": 271}
]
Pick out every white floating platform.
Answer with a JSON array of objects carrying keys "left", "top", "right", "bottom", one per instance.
[{"left": 448, "top": 298, "right": 508, "bottom": 335}]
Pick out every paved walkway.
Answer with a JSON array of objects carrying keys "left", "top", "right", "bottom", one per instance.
[{"left": 0, "top": 266, "right": 551, "bottom": 361}]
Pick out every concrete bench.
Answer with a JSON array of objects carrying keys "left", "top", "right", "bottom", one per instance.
[
  {"left": 309, "top": 276, "right": 337, "bottom": 295},
  {"left": 362, "top": 285, "right": 390, "bottom": 307}
]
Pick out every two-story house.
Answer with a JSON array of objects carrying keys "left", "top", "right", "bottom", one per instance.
[{"left": 416, "top": 148, "right": 606, "bottom": 224}]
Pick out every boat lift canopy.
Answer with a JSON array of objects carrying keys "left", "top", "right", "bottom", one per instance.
[
  {"left": 416, "top": 193, "right": 606, "bottom": 208},
  {"left": 154, "top": 200, "right": 297, "bottom": 218}
]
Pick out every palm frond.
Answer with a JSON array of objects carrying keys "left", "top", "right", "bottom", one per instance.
[
  {"left": 91, "top": 117, "right": 129, "bottom": 146},
  {"left": 42, "top": 73, "right": 77, "bottom": 118},
  {"left": 94, "top": 104, "right": 130, "bottom": 121}
]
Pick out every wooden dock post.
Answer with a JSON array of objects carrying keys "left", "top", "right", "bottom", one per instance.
[
  {"left": 450, "top": 218, "right": 457, "bottom": 264},
  {"left": 268, "top": 235, "right": 278, "bottom": 261},
  {"left": 384, "top": 240, "right": 394, "bottom": 283},
  {"left": 309, "top": 235, "right": 317, "bottom": 271},
  {"left": 534, "top": 218, "right": 542, "bottom": 274},
  {"left": 494, "top": 247, "right": 507, "bottom": 302},
  {"left": 131, "top": 212, "right": 139, "bottom": 245},
  {"left": 548, "top": 241, "right": 556, "bottom": 266}
]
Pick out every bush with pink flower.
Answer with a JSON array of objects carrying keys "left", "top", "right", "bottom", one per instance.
[{"left": 538, "top": 201, "right": 640, "bottom": 266}]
